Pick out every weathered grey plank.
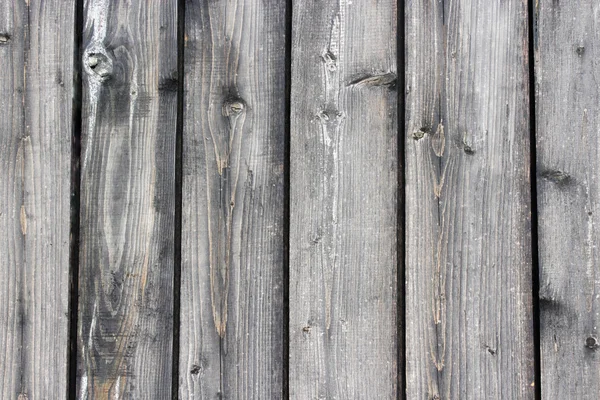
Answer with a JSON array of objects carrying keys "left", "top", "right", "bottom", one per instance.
[
  {"left": 289, "top": 1, "right": 399, "bottom": 398},
  {"left": 535, "top": 2, "right": 600, "bottom": 398},
  {"left": 179, "top": 0, "right": 286, "bottom": 398},
  {"left": 76, "top": 0, "right": 177, "bottom": 397},
  {"left": 405, "top": 0, "right": 534, "bottom": 398},
  {"left": 0, "top": 1, "right": 74, "bottom": 398}
]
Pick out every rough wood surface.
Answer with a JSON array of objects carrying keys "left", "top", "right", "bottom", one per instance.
[
  {"left": 179, "top": 0, "right": 286, "bottom": 398},
  {"left": 0, "top": 1, "right": 74, "bottom": 398},
  {"left": 535, "top": 1, "right": 600, "bottom": 398},
  {"left": 76, "top": 0, "right": 178, "bottom": 397},
  {"left": 405, "top": 0, "right": 534, "bottom": 398},
  {"left": 289, "top": 1, "right": 399, "bottom": 398}
]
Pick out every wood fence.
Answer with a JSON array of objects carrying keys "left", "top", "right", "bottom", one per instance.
[{"left": 0, "top": 0, "right": 598, "bottom": 398}]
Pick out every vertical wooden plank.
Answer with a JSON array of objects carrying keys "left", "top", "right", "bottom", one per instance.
[
  {"left": 405, "top": 0, "right": 534, "bottom": 398},
  {"left": 77, "top": 0, "right": 177, "bottom": 397},
  {"left": 289, "top": 1, "right": 399, "bottom": 398},
  {"left": 0, "top": 1, "right": 74, "bottom": 398},
  {"left": 535, "top": 2, "right": 600, "bottom": 398},
  {"left": 179, "top": 0, "right": 286, "bottom": 398}
]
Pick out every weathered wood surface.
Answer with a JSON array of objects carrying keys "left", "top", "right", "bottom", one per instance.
[
  {"left": 289, "top": 1, "right": 399, "bottom": 398},
  {"left": 405, "top": 0, "right": 535, "bottom": 398},
  {"left": 535, "top": 1, "right": 600, "bottom": 398},
  {"left": 77, "top": 0, "right": 178, "bottom": 397},
  {"left": 179, "top": 0, "right": 286, "bottom": 398},
  {"left": 0, "top": 1, "right": 74, "bottom": 398}
]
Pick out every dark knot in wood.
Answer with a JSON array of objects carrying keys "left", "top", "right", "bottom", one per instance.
[
  {"left": 84, "top": 51, "right": 113, "bottom": 80},
  {"left": 322, "top": 50, "right": 337, "bottom": 72},
  {"left": 223, "top": 97, "right": 246, "bottom": 117}
]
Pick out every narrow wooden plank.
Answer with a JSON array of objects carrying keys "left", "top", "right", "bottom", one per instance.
[
  {"left": 76, "top": 0, "right": 177, "bottom": 397},
  {"left": 405, "top": 0, "right": 534, "bottom": 398},
  {"left": 289, "top": 1, "right": 399, "bottom": 398},
  {"left": 179, "top": 0, "right": 286, "bottom": 398},
  {"left": 535, "top": 2, "right": 600, "bottom": 398},
  {"left": 0, "top": 1, "right": 74, "bottom": 398}
]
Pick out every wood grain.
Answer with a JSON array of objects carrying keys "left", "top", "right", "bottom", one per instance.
[
  {"left": 535, "top": 1, "right": 600, "bottom": 398},
  {"left": 76, "top": 0, "right": 177, "bottom": 397},
  {"left": 289, "top": 1, "right": 399, "bottom": 398},
  {"left": 179, "top": 0, "right": 286, "bottom": 398},
  {"left": 405, "top": 0, "right": 535, "bottom": 398},
  {"left": 0, "top": 1, "right": 74, "bottom": 398}
]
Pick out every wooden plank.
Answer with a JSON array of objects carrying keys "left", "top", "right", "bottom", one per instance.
[
  {"left": 76, "top": 0, "right": 177, "bottom": 397},
  {"left": 535, "top": 2, "right": 600, "bottom": 398},
  {"left": 0, "top": 1, "right": 74, "bottom": 398},
  {"left": 179, "top": 0, "right": 286, "bottom": 398},
  {"left": 405, "top": 0, "right": 535, "bottom": 398},
  {"left": 289, "top": 1, "right": 399, "bottom": 398}
]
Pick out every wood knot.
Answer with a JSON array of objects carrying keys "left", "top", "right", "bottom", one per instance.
[
  {"left": 540, "top": 169, "right": 572, "bottom": 187},
  {"left": 413, "top": 127, "right": 429, "bottom": 140},
  {"left": 484, "top": 344, "right": 497, "bottom": 355},
  {"left": 190, "top": 364, "right": 201, "bottom": 375},
  {"left": 158, "top": 71, "right": 178, "bottom": 92},
  {"left": 322, "top": 50, "right": 337, "bottom": 72},
  {"left": 586, "top": 335, "right": 599, "bottom": 350},
  {"left": 223, "top": 97, "right": 246, "bottom": 116},
  {"left": 462, "top": 133, "right": 475, "bottom": 155},
  {"left": 316, "top": 108, "right": 343, "bottom": 124},
  {"left": 0, "top": 33, "right": 10, "bottom": 44},
  {"left": 576, "top": 45, "right": 585, "bottom": 57},
  {"left": 85, "top": 51, "right": 112, "bottom": 80}
]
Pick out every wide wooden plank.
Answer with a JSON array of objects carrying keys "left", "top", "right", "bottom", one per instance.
[
  {"left": 289, "top": 1, "right": 399, "bottom": 398},
  {"left": 405, "top": 0, "right": 534, "bottom": 398},
  {"left": 76, "top": 0, "right": 177, "bottom": 397},
  {"left": 535, "top": 2, "right": 600, "bottom": 398},
  {"left": 0, "top": 1, "right": 74, "bottom": 398},
  {"left": 179, "top": 0, "right": 286, "bottom": 398}
]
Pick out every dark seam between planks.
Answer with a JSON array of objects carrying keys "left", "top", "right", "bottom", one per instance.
[
  {"left": 172, "top": 0, "right": 186, "bottom": 398},
  {"left": 527, "top": 0, "right": 541, "bottom": 399},
  {"left": 67, "top": 0, "right": 84, "bottom": 398},
  {"left": 283, "top": 0, "right": 292, "bottom": 397},
  {"left": 398, "top": 0, "right": 406, "bottom": 398}
]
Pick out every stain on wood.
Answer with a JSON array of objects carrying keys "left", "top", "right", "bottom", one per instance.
[
  {"left": 76, "top": 0, "right": 177, "bottom": 397},
  {"left": 405, "top": 0, "right": 535, "bottom": 398},
  {"left": 289, "top": 0, "right": 399, "bottom": 398},
  {"left": 179, "top": 0, "right": 286, "bottom": 398},
  {"left": 0, "top": 0, "right": 74, "bottom": 398},
  {"left": 535, "top": 1, "right": 600, "bottom": 398}
]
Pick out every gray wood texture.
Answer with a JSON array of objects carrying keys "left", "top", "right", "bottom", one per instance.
[
  {"left": 0, "top": 1, "right": 74, "bottom": 398},
  {"left": 289, "top": 1, "right": 399, "bottom": 398},
  {"left": 76, "top": 0, "right": 178, "bottom": 397},
  {"left": 405, "top": 0, "right": 535, "bottom": 398},
  {"left": 535, "top": 1, "right": 600, "bottom": 398},
  {"left": 179, "top": 0, "right": 286, "bottom": 398}
]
